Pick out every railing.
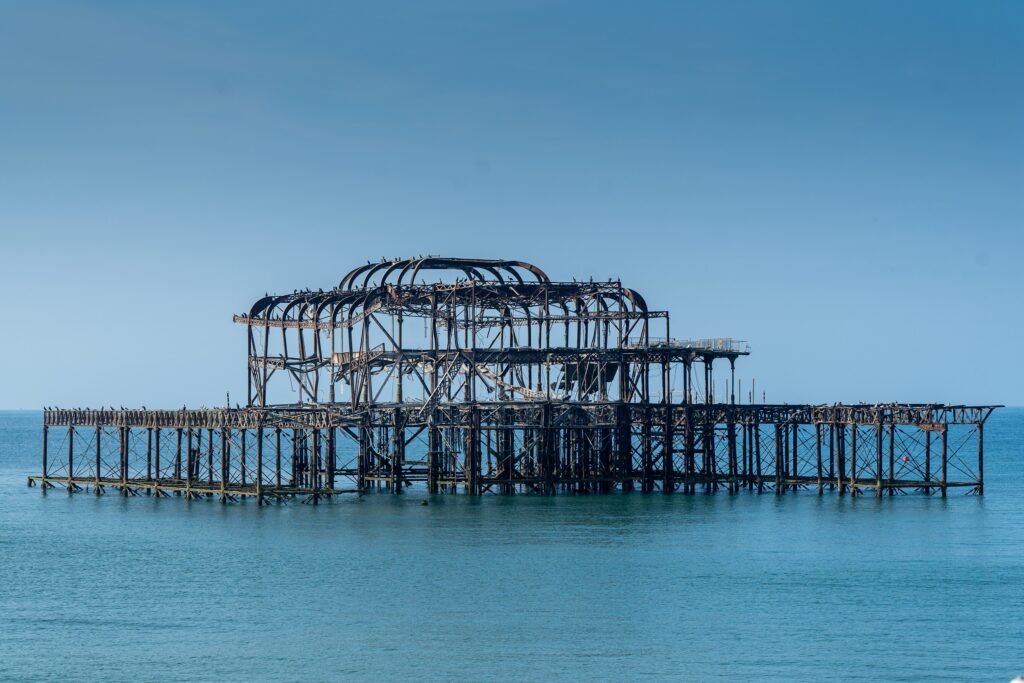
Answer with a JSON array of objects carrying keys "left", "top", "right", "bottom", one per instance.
[{"left": 624, "top": 337, "right": 750, "bottom": 354}]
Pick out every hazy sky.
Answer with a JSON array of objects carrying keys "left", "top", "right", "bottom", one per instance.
[{"left": 1, "top": 1, "right": 1021, "bottom": 408}]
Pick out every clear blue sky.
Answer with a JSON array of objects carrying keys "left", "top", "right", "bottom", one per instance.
[{"left": 1, "top": 1, "right": 1021, "bottom": 409}]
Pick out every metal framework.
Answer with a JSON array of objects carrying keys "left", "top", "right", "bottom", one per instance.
[{"left": 31, "top": 257, "right": 999, "bottom": 503}]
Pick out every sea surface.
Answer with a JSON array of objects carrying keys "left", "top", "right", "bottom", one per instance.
[{"left": 1, "top": 409, "right": 1021, "bottom": 682}]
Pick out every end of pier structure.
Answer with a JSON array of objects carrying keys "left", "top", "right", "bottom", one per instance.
[{"left": 34, "top": 257, "right": 1000, "bottom": 501}]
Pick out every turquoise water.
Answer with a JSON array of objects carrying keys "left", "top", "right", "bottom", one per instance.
[{"left": 1, "top": 409, "right": 1022, "bottom": 682}]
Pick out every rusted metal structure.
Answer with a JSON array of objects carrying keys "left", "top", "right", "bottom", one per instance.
[{"left": 31, "top": 257, "right": 998, "bottom": 503}]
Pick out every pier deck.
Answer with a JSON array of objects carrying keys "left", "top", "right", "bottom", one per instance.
[{"left": 32, "top": 402, "right": 996, "bottom": 502}]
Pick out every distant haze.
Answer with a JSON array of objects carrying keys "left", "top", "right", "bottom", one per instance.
[{"left": 1, "top": 1, "right": 1021, "bottom": 408}]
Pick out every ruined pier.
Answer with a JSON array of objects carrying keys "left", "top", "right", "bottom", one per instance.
[{"left": 31, "top": 257, "right": 998, "bottom": 502}]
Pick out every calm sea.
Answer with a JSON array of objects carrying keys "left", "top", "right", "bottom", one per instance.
[{"left": 1, "top": 409, "right": 1021, "bottom": 682}]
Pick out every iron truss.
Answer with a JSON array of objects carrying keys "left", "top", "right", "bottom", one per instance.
[{"left": 33, "top": 257, "right": 999, "bottom": 502}]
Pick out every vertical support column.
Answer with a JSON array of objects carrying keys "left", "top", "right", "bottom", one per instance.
[
  {"left": 145, "top": 427, "right": 153, "bottom": 486},
  {"left": 662, "top": 405, "right": 673, "bottom": 494},
  {"left": 815, "top": 422, "right": 823, "bottom": 495},
  {"left": 741, "top": 420, "right": 750, "bottom": 491},
  {"left": 836, "top": 423, "right": 845, "bottom": 496},
  {"left": 207, "top": 428, "right": 214, "bottom": 489},
  {"left": 640, "top": 407, "right": 653, "bottom": 493},
  {"left": 497, "top": 408, "right": 511, "bottom": 494},
  {"left": 175, "top": 428, "right": 183, "bottom": 484},
  {"left": 707, "top": 421, "right": 718, "bottom": 492},
  {"left": 67, "top": 426, "right": 75, "bottom": 492},
  {"left": 41, "top": 424, "right": 49, "bottom": 483},
  {"left": 617, "top": 403, "right": 632, "bottom": 493},
  {"left": 940, "top": 425, "right": 948, "bottom": 498},
  {"left": 311, "top": 429, "right": 321, "bottom": 504},
  {"left": 888, "top": 423, "right": 895, "bottom": 496},
  {"left": 924, "top": 430, "right": 931, "bottom": 495},
  {"left": 256, "top": 426, "right": 264, "bottom": 505},
  {"left": 120, "top": 427, "right": 128, "bottom": 493},
  {"left": 599, "top": 426, "right": 613, "bottom": 494},
  {"left": 290, "top": 429, "right": 299, "bottom": 487},
  {"left": 828, "top": 421, "right": 835, "bottom": 490},
  {"left": 781, "top": 424, "right": 789, "bottom": 485},
  {"left": 327, "top": 426, "right": 336, "bottom": 493},
  {"left": 154, "top": 427, "right": 161, "bottom": 494},
  {"left": 392, "top": 408, "right": 404, "bottom": 494},
  {"left": 727, "top": 413, "right": 737, "bottom": 493},
  {"left": 428, "top": 411, "right": 440, "bottom": 494},
  {"left": 729, "top": 358, "right": 736, "bottom": 405},
  {"left": 754, "top": 420, "right": 762, "bottom": 492},
  {"left": 791, "top": 423, "right": 799, "bottom": 491},
  {"left": 357, "top": 418, "right": 369, "bottom": 492},
  {"left": 219, "top": 428, "right": 228, "bottom": 503},
  {"left": 850, "top": 424, "right": 858, "bottom": 496},
  {"left": 875, "top": 418, "right": 884, "bottom": 499},
  {"left": 95, "top": 425, "right": 102, "bottom": 492},
  {"left": 683, "top": 405, "right": 695, "bottom": 494},
  {"left": 467, "top": 407, "right": 481, "bottom": 495},
  {"left": 977, "top": 421, "right": 984, "bottom": 495},
  {"left": 773, "top": 424, "right": 782, "bottom": 495},
  {"left": 541, "top": 403, "right": 555, "bottom": 495},
  {"left": 186, "top": 429, "right": 194, "bottom": 497},
  {"left": 275, "top": 427, "right": 282, "bottom": 489},
  {"left": 240, "top": 429, "right": 247, "bottom": 487}
]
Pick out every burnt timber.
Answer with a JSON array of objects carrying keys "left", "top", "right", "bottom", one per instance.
[{"left": 32, "top": 257, "right": 998, "bottom": 503}]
